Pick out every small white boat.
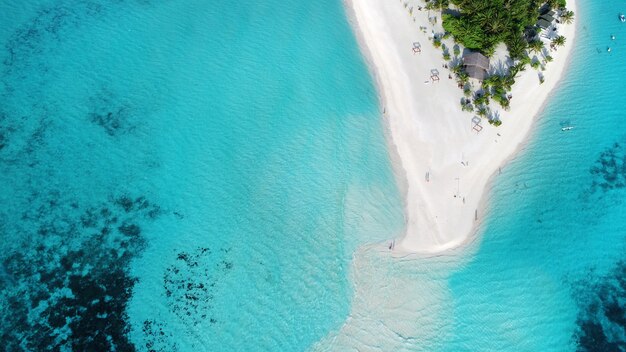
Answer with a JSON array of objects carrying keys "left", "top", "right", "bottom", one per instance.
[
  {"left": 620, "top": 14, "right": 625, "bottom": 22},
  {"left": 561, "top": 126, "right": 574, "bottom": 131}
]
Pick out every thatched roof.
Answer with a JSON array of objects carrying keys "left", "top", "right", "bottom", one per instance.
[
  {"left": 463, "top": 52, "right": 489, "bottom": 80},
  {"left": 464, "top": 65, "right": 487, "bottom": 81},
  {"left": 463, "top": 52, "right": 489, "bottom": 70}
]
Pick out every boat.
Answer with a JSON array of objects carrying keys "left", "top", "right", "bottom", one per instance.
[
  {"left": 620, "top": 13, "right": 625, "bottom": 22},
  {"left": 561, "top": 126, "right": 574, "bottom": 131}
]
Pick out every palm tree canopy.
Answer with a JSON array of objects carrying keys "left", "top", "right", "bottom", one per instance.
[
  {"left": 561, "top": 10, "right": 574, "bottom": 24},
  {"left": 443, "top": 0, "right": 544, "bottom": 57},
  {"left": 551, "top": 35, "right": 566, "bottom": 47}
]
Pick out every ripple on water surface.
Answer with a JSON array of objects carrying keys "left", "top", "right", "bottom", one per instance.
[{"left": 0, "top": 0, "right": 404, "bottom": 350}]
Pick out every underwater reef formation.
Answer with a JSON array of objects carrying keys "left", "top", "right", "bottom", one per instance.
[
  {"left": 574, "top": 261, "right": 626, "bottom": 351},
  {"left": 0, "top": 193, "right": 161, "bottom": 351}
]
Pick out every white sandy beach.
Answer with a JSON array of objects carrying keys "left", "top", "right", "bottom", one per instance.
[
  {"left": 312, "top": 2, "right": 578, "bottom": 350},
  {"left": 347, "top": 0, "right": 577, "bottom": 253}
]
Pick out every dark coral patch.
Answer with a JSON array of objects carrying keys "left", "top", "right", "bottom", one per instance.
[
  {"left": 143, "top": 319, "right": 177, "bottom": 352},
  {"left": 117, "top": 195, "right": 135, "bottom": 212},
  {"left": 113, "top": 195, "right": 161, "bottom": 219},
  {"left": 119, "top": 223, "right": 141, "bottom": 237},
  {"left": 0, "top": 192, "right": 162, "bottom": 350},
  {"left": 86, "top": 89, "right": 138, "bottom": 137},
  {"left": 573, "top": 261, "right": 626, "bottom": 351},
  {"left": 589, "top": 142, "right": 626, "bottom": 193},
  {"left": 59, "top": 270, "right": 137, "bottom": 351},
  {"left": 163, "top": 247, "right": 233, "bottom": 326},
  {"left": 2, "top": 3, "right": 98, "bottom": 74},
  {"left": 0, "top": 108, "right": 51, "bottom": 165},
  {"left": 89, "top": 108, "right": 131, "bottom": 137}
]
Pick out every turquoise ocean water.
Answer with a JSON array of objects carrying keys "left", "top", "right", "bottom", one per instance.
[
  {"left": 2, "top": 0, "right": 626, "bottom": 351},
  {"left": 0, "top": 0, "right": 404, "bottom": 350}
]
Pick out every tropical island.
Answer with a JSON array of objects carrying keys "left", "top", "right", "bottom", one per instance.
[
  {"left": 427, "top": 0, "right": 575, "bottom": 123},
  {"left": 314, "top": 0, "right": 577, "bottom": 344},
  {"left": 344, "top": 0, "right": 577, "bottom": 253},
  {"left": 314, "top": 1, "right": 579, "bottom": 348}
]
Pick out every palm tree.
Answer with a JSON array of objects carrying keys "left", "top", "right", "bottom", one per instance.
[
  {"left": 434, "top": 0, "right": 450, "bottom": 11},
  {"left": 547, "top": 0, "right": 559, "bottom": 9},
  {"left": 509, "top": 62, "right": 527, "bottom": 77},
  {"left": 457, "top": 71, "right": 469, "bottom": 87},
  {"left": 507, "top": 35, "right": 527, "bottom": 60},
  {"left": 548, "top": 0, "right": 567, "bottom": 10},
  {"left": 527, "top": 39, "right": 544, "bottom": 55},
  {"left": 551, "top": 35, "right": 566, "bottom": 48},
  {"left": 482, "top": 10, "right": 509, "bottom": 35},
  {"left": 561, "top": 10, "right": 574, "bottom": 24},
  {"left": 476, "top": 105, "right": 489, "bottom": 118}
]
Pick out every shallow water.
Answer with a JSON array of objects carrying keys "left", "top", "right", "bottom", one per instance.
[
  {"left": 0, "top": 0, "right": 404, "bottom": 350},
  {"left": 317, "top": 0, "right": 626, "bottom": 350}
]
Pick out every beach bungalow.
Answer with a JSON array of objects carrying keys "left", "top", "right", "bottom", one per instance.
[
  {"left": 536, "top": 18, "right": 552, "bottom": 30},
  {"left": 537, "top": 8, "right": 556, "bottom": 30},
  {"left": 540, "top": 8, "right": 556, "bottom": 17},
  {"left": 539, "top": 5, "right": 555, "bottom": 16},
  {"left": 462, "top": 52, "right": 490, "bottom": 81},
  {"left": 540, "top": 13, "right": 555, "bottom": 24}
]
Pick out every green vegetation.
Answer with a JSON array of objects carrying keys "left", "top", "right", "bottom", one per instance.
[
  {"left": 489, "top": 118, "right": 502, "bottom": 127},
  {"left": 442, "top": 44, "right": 451, "bottom": 60},
  {"left": 441, "top": 0, "right": 563, "bottom": 59},
  {"left": 474, "top": 91, "right": 490, "bottom": 106},
  {"left": 561, "top": 10, "right": 574, "bottom": 24},
  {"left": 530, "top": 59, "right": 541, "bottom": 69},
  {"left": 547, "top": 0, "right": 567, "bottom": 9},
  {"left": 476, "top": 68, "right": 520, "bottom": 110},
  {"left": 453, "top": 45, "right": 461, "bottom": 56},
  {"left": 551, "top": 35, "right": 566, "bottom": 48},
  {"left": 527, "top": 39, "right": 544, "bottom": 54},
  {"left": 426, "top": 0, "right": 451, "bottom": 11},
  {"left": 451, "top": 65, "right": 470, "bottom": 86},
  {"left": 434, "top": 0, "right": 573, "bottom": 124},
  {"left": 461, "top": 98, "right": 474, "bottom": 112},
  {"left": 475, "top": 105, "right": 489, "bottom": 118}
]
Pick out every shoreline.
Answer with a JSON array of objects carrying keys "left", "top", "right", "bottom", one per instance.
[{"left": 344, "top": 0, "right": 578, "bottom": 254}]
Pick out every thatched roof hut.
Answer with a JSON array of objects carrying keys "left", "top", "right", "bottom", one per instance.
[{"left": 463, "top": 52, "right": 490, "bottom": 81}]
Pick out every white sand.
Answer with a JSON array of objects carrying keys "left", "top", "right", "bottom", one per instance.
[
  {"left": 312, "top": 4, "right": 578, "bottom": 349},
  {"left": 346, "top": 0, "right": 577, "bottom": 253},
  {"left": 311, "top": 245, "right": 457, "bottom": 351}
]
